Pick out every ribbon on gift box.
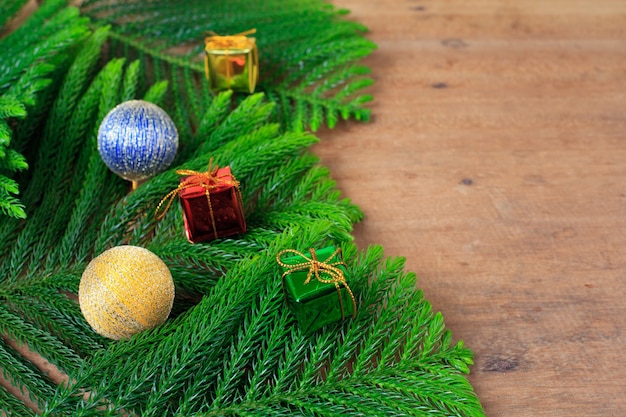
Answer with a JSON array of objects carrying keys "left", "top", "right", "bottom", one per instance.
[
  {"left": 204, "top": 29, "right": 257, "bottom": 89},
  {"left": 155, "top": 159, "right": 240, "bottom": 239},
  {"left": 276, "top": 247, "right": 357, "bottom": 320}
]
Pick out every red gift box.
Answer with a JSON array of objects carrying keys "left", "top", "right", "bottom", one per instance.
[{"left": 178, "top": 166, "right": 246, "bottom": 243}]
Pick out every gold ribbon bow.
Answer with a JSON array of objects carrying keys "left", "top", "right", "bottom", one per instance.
[
  {"left": 155, "top": 159, "right": 240, "bottom": 239},
  {"left": 204, "top": 29, "right": 257, "bottom": 89},
  {"left": 276, "top": 248, "right": 357, "bottom": 320}
]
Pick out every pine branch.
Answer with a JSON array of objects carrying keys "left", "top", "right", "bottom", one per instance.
[
  {"left": 0, "top": 382, "right": 36, "bottom": 417},
  {"left": 0, "top": 0, "right": 28, "bottom": 32},
  {"left": 0, "top": 100, "right": 27, "bottom": 219},
  {"left": 0, "top": 3, "right": 90, "bottom": 220},
  {"left": 198, "top": 275, "right": 285, "bottom": 412},
  {"left": 0, "top": 338, "right": 56, "bottom": 412},
  {"left": 193, "top": 358, "right": 484, "bottom": 417},
  {"left": 0, "top": 303, "right": 82, "bottom": 376},
  {"left": 0, "top": 148, "right": 28, "bottom": 172},
  {"left": 350, "top": 269, "right": 417, "bottom": 377},
  {"left": 0, "top": 191, "right": 25, "bottom": 219},
  {"left": 79, "top": 0, "right": 375, "bottom": 132},
  {"left": 239, "top": 307, "right": 293, "bottom": 403},
  {"left": 1, "top": 275, "right": 104, "bottom": 356}
]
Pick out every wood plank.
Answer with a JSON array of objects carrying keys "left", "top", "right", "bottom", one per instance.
[{"left": 318, "top": 0, "right": 626, "bottom": 415}]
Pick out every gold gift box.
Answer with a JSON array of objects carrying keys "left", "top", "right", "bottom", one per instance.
[{"left": 204, "top": 29, "right": 258, "bottom": 94}]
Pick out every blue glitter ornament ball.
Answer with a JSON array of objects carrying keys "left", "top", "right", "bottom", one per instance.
[{"left": 97, "top": 100, "right": 179, "bottom": 182}]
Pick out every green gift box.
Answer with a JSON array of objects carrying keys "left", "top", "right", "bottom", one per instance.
[{"left": 277, "top": 246, "right": 356, "bottom": 334}]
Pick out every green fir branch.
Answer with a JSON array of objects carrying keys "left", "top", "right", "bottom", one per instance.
[
  {"left": 0, "top": 0, "right": 29, "bottom": 32},
  {"left": 0, "top": 382, "right": 35, "bottom": 417},
  {"left": 79, "top": 0, "right": 375, "bottom": 132},
  {"left": 0, "top": 2, "right": 91, "bottom": 219},
  {"left": 0, "top": 191, "right": 25, "bottom": 219},
  {"left": 0, "top": 337, "right": 56, "bottom": 412},
  {"left": 0, "top": 302, "right": 82, "bottom": 376}
]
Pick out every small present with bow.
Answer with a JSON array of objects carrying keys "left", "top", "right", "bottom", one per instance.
[
  {"left": 156, "top": 160, "right": 246, "bottom": 243},
  {"left": 204, "top": 29, "right": 258, "bottom": 93},
  {"left": 276, "top": 246, "right": 357, "bottom": 334}
]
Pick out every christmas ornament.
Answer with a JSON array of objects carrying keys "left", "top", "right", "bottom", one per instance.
[
  {"left": 78, "top": 245, "right": 175, "bottom": 340},
  {"left": 155, "top": 160, "right": 246, "bottom": 244},
  {"left": 276, "top": 246, "right": 357, "bottom": 334},
  {"left": 204, "top": 29, "right": 258, "bottom": 93},
  {"left": 97, "top": 100, "right": 179, "bottom": 189}
]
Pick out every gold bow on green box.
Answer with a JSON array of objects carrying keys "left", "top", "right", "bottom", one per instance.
[
  {"left": 276, "top": 246, "right": 357, "bottom": 334},
  {"left": 204, "top": 29, "right": 258, "bottom": 93}
]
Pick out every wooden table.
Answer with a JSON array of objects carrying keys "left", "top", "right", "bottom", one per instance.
[{"left": 316, "top": 1, "right": 626, "bottom": 415}]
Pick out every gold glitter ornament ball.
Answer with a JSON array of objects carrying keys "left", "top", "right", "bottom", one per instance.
[{"left": 79, "top": 245, "right": 175, "bottom": 340}]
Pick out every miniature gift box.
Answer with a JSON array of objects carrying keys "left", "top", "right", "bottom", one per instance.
[
  {"left": 277, "top": 246, "right": 357, "bottom": 334},
  {"left": 178, "top": 166, "right": 246, "bottom": 243},
  {"left": 204, "top": 29, "right": 258, "bottom": 93}
]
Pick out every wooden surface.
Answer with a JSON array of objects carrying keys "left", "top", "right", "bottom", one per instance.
[
  {"left": 3, "top": 1, "right": 624, "bottom": 415},
  {"left": 316, "top": 1, "right": 626, "bottom": 415}
]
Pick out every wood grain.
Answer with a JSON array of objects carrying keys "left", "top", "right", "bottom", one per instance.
[{"left": 317, "top": 1, "right": 626, "bottom": 415}]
